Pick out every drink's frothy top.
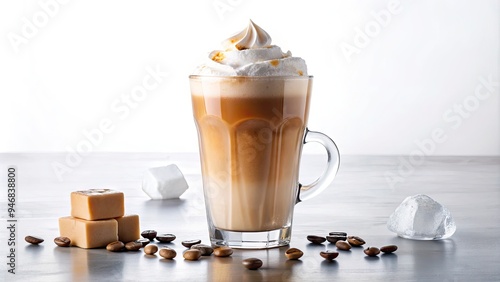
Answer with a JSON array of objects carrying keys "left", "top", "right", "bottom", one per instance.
[
  {"left": 189, "top": 75, "right": 312, "bottom": 98},
  {"left": 192, "top": 20, "right": 307, "bottom": 77}
]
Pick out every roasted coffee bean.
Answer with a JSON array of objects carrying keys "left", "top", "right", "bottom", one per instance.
[
  {"left": 155, "top": 234, "right": 176, "bottom": 243},
  {"left": 242, "top": 258, "right": 263, "bottom": 270},
  {"left": 159, "top": 248, "right": 177, "bottom": 259},
  {"left": 380, "top": 245, "right": 398, "bottom": 254},
  {"left": 135, "top": 238, "right": 150, "bottom": 247},
  {"left": 182, "top": 239, "right": 202, "bottom": 248},
  {"left": 183, "top": 249, "right": 202, "bottom": 261},
  {"left": 326, "top": 235, "right": 347, "bottom": 244},
  {"left": 141, "top": 230, "right": 157, "bottom": 240},
  {"left": 285, "top": 248, "right": 304, "bottom": 260},
  {"left": 54, "top": 237, "right": 71, "bottom": 247},
  {"left": 364, "top": 247, "right": 380, "bottom": 257},
  {"left": 329, "top": 232, "right": 347, "bottom": 236},
  {"left": 307, "top": 235, "right": 326, "bottom": 244},
  {"left": 320, "top": 251, "right": 339, "bottom": 261},
  {"left": 213, "top": 246, "right": 233, "bottom": 257},
  {"left": 125, "top": 241, "right": 143, "bottom": 251},
  {"left": 335, "top": 240, "right": 351, "bottom": 251},
  {"left": 144, "top": 244, "right": 158, "bottom": 255},
  {"left": 25, "top": 235, "right": 44, "bottom": 245},
  {"left": 191, "top": 244, "right": 214, "bottom": 256},
  {"left": 106, "top": 241, "right": 125, "bottom": 252},
  {"left": 347, "top": 236, "right": 366, "bottom": 246}
]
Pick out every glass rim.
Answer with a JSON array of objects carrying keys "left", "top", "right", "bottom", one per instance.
[{"left": 189, "top": 75, "right": 313, "bottom": 80}]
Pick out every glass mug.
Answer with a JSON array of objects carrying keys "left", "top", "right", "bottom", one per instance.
[{"left": 190, "top": 75, "right": 340, "bottom": 249}]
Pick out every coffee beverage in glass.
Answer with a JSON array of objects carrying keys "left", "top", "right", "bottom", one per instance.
[{"left": 190, "top": 21, "right": 340, "bottom": 249}]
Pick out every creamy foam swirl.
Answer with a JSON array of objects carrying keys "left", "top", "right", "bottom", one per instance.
[
  {"left": 222, "top": 20, "right": 272, "bottom": 51},
  {"left": 193, "top": 20, "right": 307, "bottom": 76}
]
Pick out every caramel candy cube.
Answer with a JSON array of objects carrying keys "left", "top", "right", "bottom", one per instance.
[
  {"left": 71, "top": 189, "right": 124, "bottom": 220},
  {"left": 59, "top": 216, "right": 118, "bottom": 248},
  {"left": 116, "top": 214, "right": 140, "bottom": 243}
]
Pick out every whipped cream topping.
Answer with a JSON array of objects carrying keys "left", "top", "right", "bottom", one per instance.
[
  {"left": 222, "top": 19, "right": 272, "bottom": 51},
  {"left": 193, "top": 20, "right": 307, "bottom": 76}
]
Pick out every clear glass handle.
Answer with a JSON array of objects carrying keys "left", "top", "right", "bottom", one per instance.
[{"left": 297, "top": 128, "right": 340, "bottom": 203}]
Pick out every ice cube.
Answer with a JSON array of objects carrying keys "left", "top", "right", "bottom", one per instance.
[
  {"left": 142, "top": 164, "right": 189, "bottom": 199},
  {"left": 387, "top": 194, "right": 456, "bottom": 240}
]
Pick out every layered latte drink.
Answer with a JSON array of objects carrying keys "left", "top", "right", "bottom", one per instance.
[
  {"left": 191, "top": 77, "right": 311, "bottom": 232},
  {"left": 191, "top": 20, "right": 338, "bottom": 248}
]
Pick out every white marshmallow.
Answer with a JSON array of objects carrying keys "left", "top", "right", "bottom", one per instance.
[{"left": 142, "top": 164, "right": 189, "bottom": 200}]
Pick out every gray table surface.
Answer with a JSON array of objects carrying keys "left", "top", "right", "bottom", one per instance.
[{"left": 0, "top": 153, "right": 499, "bottom": 282}]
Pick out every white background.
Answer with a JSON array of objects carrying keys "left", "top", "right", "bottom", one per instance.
[{"left": 0, "top": 0, "right": 498, "bottom": 156}]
